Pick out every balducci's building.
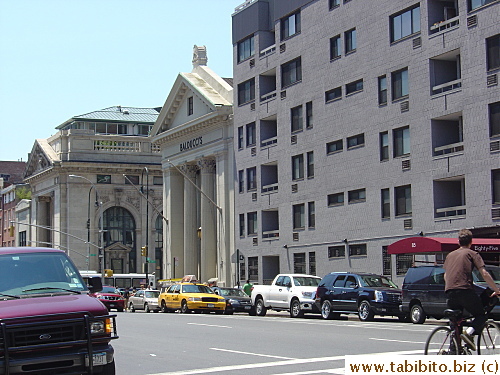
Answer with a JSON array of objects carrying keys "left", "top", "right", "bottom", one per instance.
[
  {"left": 22, "top": 106, "right": 164, "bottom": 274},
  {"left": 232, "top": 0, "right": 500, "bottom": 284},
  {"left": 152, "top": 46, "right": 235, "bottom": 285}
]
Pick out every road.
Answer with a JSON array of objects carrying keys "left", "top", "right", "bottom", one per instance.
[{"left": 112, "top": 310, "right": 440, "bottom": 375}]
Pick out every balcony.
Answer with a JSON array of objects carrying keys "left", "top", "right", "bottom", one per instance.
[
  {"left": 262, "top": 230, "right": 279, "bottom": 239},
  {"left": 260, "top": 115, "right": 278, "bottom": 148},
  {"left": 430, "top": 16, "right": 459, "bottom": 34},
  {"left": 259, "top": 44, "right": 276, "bottom": 59},
  {"left": 436, "top": 205, "right": 466, "bottom": 218},
  {"left": 430, "top": 49, "right": 461, "bottom": 96},
  {"left": 432, "top": 78, "right": 462, "bottom": 95},
  {"left": 259, "top": 68, "right": 277, "bottom": 103},
  {"left": 262, "top": 209, "right": 279, "bottom": 241},
  {"left": 433, "top": 177, "right": 466, "bottom": 219},
  {"left": 431, "top": 112, "right": 464, "bottom": 157},
  {"left": 428, "top": 0, "right": 459, "bottom": 35},
  {"left": 261, "top": 163, "right": 278, "bottom": 194}
]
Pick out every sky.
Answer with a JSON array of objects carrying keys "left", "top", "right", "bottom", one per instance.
[{"left": 0, "top": 0, "right": 243, "bottom": 162}]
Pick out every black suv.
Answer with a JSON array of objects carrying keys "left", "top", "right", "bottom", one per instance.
[
  {"left": 315, "top": 272, "right": 403, "bottom": 321},
  {"left": 401, "top": 265, "right": 500, "bottom": 324}
]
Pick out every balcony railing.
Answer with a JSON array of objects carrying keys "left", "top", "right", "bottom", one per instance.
[
  {"left": 433, "top": 141, "right": 464, "bottom": 156},
  {"left": 435, "top": 205, "right": 466, "bottom": 218},
  {"left": 262, "top": 230, "right": 279, "bottom": 239},
  {"left": 94, "top": 139, "right": 141, "bottom": 152},
  {"left": 432, "top": 79, "right": 462, "bottom": 95},
  {"left": 261, "top": 136, "right": 277, "bottom": 148},
  {"left": 260, "top": 90, "right": 277, "bottom": 102},
  {"left": 261, "top": 183, "right": 278, "bottom": 193},
  {"left": 430, "top": 16, "right": 459, "bottom": 34},
  {"left": 259, "top": 44, "right": 276, "bottom": 58}
]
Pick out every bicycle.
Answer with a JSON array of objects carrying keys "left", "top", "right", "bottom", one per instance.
[{"left": 425, "top": 294, "right": 500, "bottom": 355}]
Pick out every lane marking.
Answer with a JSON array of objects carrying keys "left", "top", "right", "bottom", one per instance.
[
  {"left": 187, "top": 323, "right": 232, "bottom": 328},
  {"left": 273, "top": 368, "right": 344, "bottom": 375},
  {"left": 210, "top": 347, "right": 295, "bottom": 360},
  {"left": 370, "top": 338, "right": 425, "bottom": 344}
]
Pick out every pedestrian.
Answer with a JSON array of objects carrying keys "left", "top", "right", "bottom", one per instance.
[
  {"left": 444, "top": 229, "right": 500, "bottom": 351},
  {"left": 123, "top": 288, "right": 130, "bottom": 311},
  {"left": 243, "top": 279, "right": 253, "bottom": 296}
]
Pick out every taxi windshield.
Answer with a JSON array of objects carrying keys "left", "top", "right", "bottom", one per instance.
[{"left": 181, "top": 284, "right": 214, "bottom": 294}]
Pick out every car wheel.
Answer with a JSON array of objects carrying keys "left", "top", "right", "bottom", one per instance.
[
  {"left": 410, "top": 304, "right": 426, "bottom": 324},
  {"left": 358, "top": 300, "right": 374, "bottom": 321},
  {"left": 128, "top": 302, "right": 135, "bottom": 313},
  {"left": 180, "top": 300, "right": 190, "bottom": 314},
  {"left": 161, "top": 301, "right": 169, "bottom": 313},
  {"left": 321, "top": 300, "right": 335, "bottom": 320},
  {"left": 255, "top": 298, "right": 267, "bottom": 316},
  {"left": 100, "top": 359, "right": 116, "bottom": 375},
  {"left": 145, "top": 303, "right": 150, "bottom": 313},
  {"left": 290, "top": 299, "right": 304, "bottom": 318}
]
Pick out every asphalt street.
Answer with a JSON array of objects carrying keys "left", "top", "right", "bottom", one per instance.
[{"left": 112, "top": 310, "right": 441, "bottom": 375}]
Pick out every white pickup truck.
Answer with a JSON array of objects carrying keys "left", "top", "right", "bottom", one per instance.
[{"left": 251, "top": 274, "right": 321, "bottom": 318}]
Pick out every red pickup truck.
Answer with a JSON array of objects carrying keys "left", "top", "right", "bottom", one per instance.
[{"left": 0, "top": 247, "right": 118, "bottom": 374}]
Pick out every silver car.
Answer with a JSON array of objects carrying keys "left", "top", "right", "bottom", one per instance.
[{"left": 128, "top": 289, "right": 160, "bottom": 313}]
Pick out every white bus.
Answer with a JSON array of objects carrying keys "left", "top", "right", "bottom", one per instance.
[{"left": 79, "top": 271, "right": 156, "bottom": 290}]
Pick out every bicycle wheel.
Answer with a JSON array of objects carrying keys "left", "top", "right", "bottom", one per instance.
[
  {"left": 477, "top": 321, "right": 500, "bottom": 355},
  {"left": 425, "top": 326, "right": 458, "bottom": 355}
]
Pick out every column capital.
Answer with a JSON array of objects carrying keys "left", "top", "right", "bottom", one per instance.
[
  {"left": 180, "top": 164, "right": 198, "bottom": 179},
  {"left": 197, "top": 158, "right": 216, "bottom": 173}
]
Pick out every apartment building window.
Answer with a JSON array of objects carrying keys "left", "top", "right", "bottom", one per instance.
[
  {"left": 248, "top": 256, "right": 258, "bottom": 281},
  {"left": 291, "top": 105, "right": 303, "bottom": 132},
  {"left": 390, "top": 5, "right": 420, "bottom": 43},
  {"left": 19, "top": 231, "right": 27, "bottom": 247},
  {"left": 348, "top": 188, "right": 366, "bottom": 203},
  {"left": 238, "top": 78, "right": 255, "bottom": 105},
  {"left": 308, "top": 201, "right": 315, "bottom": 228},
  {"left": 346, "top": 79, "right": 363, "bottom": 95},
  {"left": 487, "top": 34, "right": 500, "bottom": 71},
  {"left": 306, "top": 151, "right": 314, "bottom": 178},
  {"left": 325, "top": 87, "right": 342, "bottom": 102},
  {"left": 328, "top": 192, "right": 344, "bottom": 206},
  {"left": 328, "top": 245, "right": 345, "bottom": 258},
  {"left": 247, "top": 167, "right": 257, "bottom": 191},
  {"left": 294, "top": 253, "right": 306, "bottom": 274},
  {"left": 187, "top": 96, "right": 193, "bottom": 116},
  {"left": 380, "top": 132, "right": 389, "bottom": 161},
  {"left": 292, "top": 154, "right": 304, "bottom": 180},
  {"left": 393, "top": 126, "right": 410, "bottom": 157},
  {"left": 492, "top": 169, "right": 500, "bottom": 204},
  {"left": 469, "top": 0, "right": 497, "bottom": 11},
  {"left": 349, "top": 244, "right": 367, "bottom": 256},
  {"left": 381, "top": 188, "right": 390, "bottom": 218},
  {"left": 392, "top": 68, "right": 409, "bottom": 100},
  {"left": 237, "top": 35, "right": 255, "bottom": 63},
  {"left": 282, "top": 57, "right": 302, "bottom": 88},
  {"left": 293, "top": 203, "right": 305, "bottom": 229},
  {"left": 329, "top": 0, "right": 340, "bottom": 9},
  {"left": 395, "top": 185, "right": 412, "bottom": 216},
  {"left": 327, "top": 139, "right": 343, "bottom": 154},
  {"left": 345, "top": 28, "right": 357, "bottom": 54},
  {"left": 97, "top": 175, "right": 111, "bottom": 184},
  {"left": 309, "top": 252, "right": 316, "bottom": 275},
  {"left": 238, "top": 170, "right": 244, "bottom": 193},
  {"left": 239, "top": 214, "right": 245, "bottom": 237},
  {"left": 396, "top": 254, "right": 413, "bottom": 275},
  {"left": 382, "top": 246, "right": 391, "bottom": 276},
  {"left": 137, "top": 124, "right": 152, "bottom": 135},
  {"left": 281, "top": 11, "right": 301, "bottom": 40},
  {"left": 378, "top": 75, "right": 388, "bottom": 105},
  {"left": 491, "top": 102, "right": 500, "bottom": 137},
  {"left": 330, "top": 35, "right": 341, "bottom": 60},
  {"left": 306, "top": 101, "right": 313, "bottom": 128},
  {"left": 247, "top": 212, "right": 257, "bottom": 235},
  {"left": 246, "top": 122, "right": 256, "bottom": 147},
  {"left": 347, "top": 133, "right": 365, "bottom": 149},
  {"left": 238, "top": 126, "right": 244, "bottom": 149}
]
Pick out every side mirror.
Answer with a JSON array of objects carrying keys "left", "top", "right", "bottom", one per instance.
[{"left": 87, "top": 276, "right": 103, "bottom": 293}]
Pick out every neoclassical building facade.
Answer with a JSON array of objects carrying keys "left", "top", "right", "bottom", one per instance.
[
  {"left": 22, "top": 106, "right": 164, "bottom": 275},
  {"left": 152, "top": 46, "right": 235, "bottom": 285}
]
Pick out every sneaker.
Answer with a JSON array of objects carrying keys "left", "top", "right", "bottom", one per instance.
[{"left": 461, "top": 333, "right": 476, "bottom": 351}]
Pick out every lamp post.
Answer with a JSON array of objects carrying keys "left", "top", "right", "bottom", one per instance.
[
  {"left": 69, "top": 174, "right": 103, "bottom": 272},
  {"left": 140, "top": 167, "right": 149, "bottom": 288}
]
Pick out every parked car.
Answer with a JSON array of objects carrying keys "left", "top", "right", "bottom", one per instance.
[
  {"left": 0, "top": 247, "right": 118, "bottom": 374},
  {"left": 128, "top": 289, "right": 160, "bottom": 313},
  {"left": 315, "top": 272, "right": 403, "bottom": 321},
  {"left": 158, "top": 282, "right": 227, "bottom": 313},
  {"left": 251, "top": 274, "right": 321, "bottom": 317},
  {"left": 212, "top": 287, "right": 255, "bottom": 315},
  {"left": 400, "top": 265, "right": 500, "bottom": 324},
  {"left": 90, "top": 285, "right": 125, "bottom": 312}
]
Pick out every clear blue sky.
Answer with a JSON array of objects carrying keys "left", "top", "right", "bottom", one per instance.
[{"left": 0, "top": 0, "right": 242, "bottom": 162}]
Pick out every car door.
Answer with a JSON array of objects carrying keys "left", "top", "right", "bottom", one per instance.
[
  {"left": 166, "top": 284, "right": 180, "bottom": 309},
  {"left": 132, "top": 290, "right": 144, "bottom": 310},
  {"left": 338, "top": 275, "right": 359, "bottom": 312},
  {"left": 275, "top": 276, "right": 292, "bottom": 308},
  {"left": 269, "top": 276, "right": 285, "bottom": 306},
  {"left": 330, "top": 275, "right": 346, "bottom": 311},
  {"left": 426, "top": 267, "right": 446, "bottom": 317}
]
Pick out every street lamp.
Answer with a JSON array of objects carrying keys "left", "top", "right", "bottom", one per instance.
[
  {"left": 69, "top": 174, "right": 103, "bottom": 272},
  {"left": 140, "top": 167, "right": 149, "bottom": 288}
]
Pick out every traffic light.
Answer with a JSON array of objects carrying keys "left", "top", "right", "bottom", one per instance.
[
  {"left": 104, "top": 269, "right": 113, "bottom": 277},
  {"left": 141, "top": 246, "right": 147, "bottom": 257}
]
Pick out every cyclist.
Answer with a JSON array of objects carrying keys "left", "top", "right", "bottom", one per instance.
[{"left": 443, "top": 229, "right": 500, "bottom": 351}]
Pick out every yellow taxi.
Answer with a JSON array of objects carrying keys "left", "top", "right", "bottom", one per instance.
[{"left": 158, "top": 282, "right": 227, "bottom": 313}]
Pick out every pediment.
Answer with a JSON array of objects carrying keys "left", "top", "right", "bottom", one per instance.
[
  {"left": 105, "top": 242, "right": 131, "bottom": 252},
  {"left": 24, "top": 140, "right": 54, "bottom": 179}
]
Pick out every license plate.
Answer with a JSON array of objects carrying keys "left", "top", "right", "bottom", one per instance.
[
  {"left": 85, "top": 352, "right": 107, "bottom": 367},
  {"left": 245, "top": 306, "right": 251, "bottom": 310},
  {"left": 207, "top": 303, "right": 214, "bottom": 308}
]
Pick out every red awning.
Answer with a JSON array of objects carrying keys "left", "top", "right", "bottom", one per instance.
[{"left": 387, "top": 237, "right": 500, "bottom": 255}]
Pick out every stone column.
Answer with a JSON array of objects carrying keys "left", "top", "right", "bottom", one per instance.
[
  {"left": 181, "top": 164, "right": 199, "bottom": 276},
  {"left": 36, "top": 196, "right": 52, "bottom": 247},
  {"left": 164, "top": 168, "right": 184, "bottom": 280},
  {"left": 198, "top": 158, "right": 217, "bottom": 282}
]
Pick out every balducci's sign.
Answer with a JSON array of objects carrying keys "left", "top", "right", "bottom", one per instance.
[{"left": 180, "top": 136, "right": 202, "bottom": 152}]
